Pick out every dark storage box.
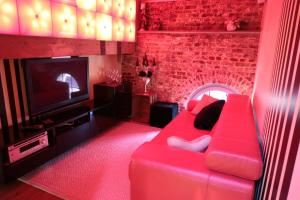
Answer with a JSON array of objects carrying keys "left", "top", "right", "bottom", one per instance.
[{"left": 150, "top": 102, "right": 179, "bottom": 128}]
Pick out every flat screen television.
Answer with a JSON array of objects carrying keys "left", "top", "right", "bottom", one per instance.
[{"left": 24, "top": 57, "right": 89, "bottom": 116}]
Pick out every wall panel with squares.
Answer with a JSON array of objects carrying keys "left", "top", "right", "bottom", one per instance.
[{"left": 0, "top": 0, "right": 136, "bottom": 42}]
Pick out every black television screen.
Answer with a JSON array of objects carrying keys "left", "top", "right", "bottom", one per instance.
[{"left": 24, "top": 57, "right": 89, "bottom": 116}]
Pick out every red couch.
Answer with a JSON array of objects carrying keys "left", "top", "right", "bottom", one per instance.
[{"left": 129, "top": 95, "right": 263, "bottom": 200}]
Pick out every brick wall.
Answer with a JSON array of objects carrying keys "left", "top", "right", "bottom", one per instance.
[
  {"left": 122, "top": 0, "right": 263, "bottom": 109},
  {"left": 145, "top": 0, "right": 263, "bottom": 31},
  {"left": 122, "top": 32, "right": 260, "bottom": 109}
]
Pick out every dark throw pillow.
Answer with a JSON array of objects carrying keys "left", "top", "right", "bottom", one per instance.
[{"left": 194, "top": 100, "right": 225, "bottom": 130}]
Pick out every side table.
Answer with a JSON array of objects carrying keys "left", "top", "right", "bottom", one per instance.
[{"left": 132, "top": 93, "right": 157, "bottom": 123}]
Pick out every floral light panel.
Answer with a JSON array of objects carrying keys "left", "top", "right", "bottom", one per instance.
[
  {"left": 96, "top": 13, "right": 112, "bottom": 41},
  {"left": 77, "top": 10, "right": 96, "bottom": 39},
  {"left": 52, "top": 3, "right": 77, "bottom": 38},
  {"left": 0, "top": 0, "right": 136, "bottom": 42},
  {"left": 125, "top": 21, "right": 135, "bottom": 42},
  {"left": 0, "top": 0, "right": 19, "bottom": 34},
  {"left": 18, "top": 0, "right": 52, "bottom": 36},
  {"left": 97, "top": 0, "right": 112, "bottom": 14},
  {"left": 76, "top": 0, "right": 96, "bottom": 11},
  {"left": 113, "top": 18, "right": 125, "bottom": 41},
  {"left": 112, "top": 0, "right": 125, "bottom": 18},
  {"left": 125, "top": 0, "right": 135, "bottom": 20}
]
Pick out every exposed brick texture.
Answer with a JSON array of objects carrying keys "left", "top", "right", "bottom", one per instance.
[
  {"left": 122, "top": 32, "right": 259, "bottom": 109},
  {"left": 145, "top": 0, "right": 263, "bottom": 31},
  {"left": 122, "top": 0, "right": 262, "bottom": 110}
]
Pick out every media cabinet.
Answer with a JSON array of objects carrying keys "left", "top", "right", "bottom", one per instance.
[{"left": 0, "top": 105, "right": 119, "bottom": 183}]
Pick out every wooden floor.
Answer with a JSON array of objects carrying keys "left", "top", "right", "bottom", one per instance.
[{"left": 0, "top": 180, "right": 61, "bottom": 200}]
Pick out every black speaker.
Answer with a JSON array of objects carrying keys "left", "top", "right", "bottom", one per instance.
[
  {"left": 94, "top": 83, "right": 116, "bottom": 107},
  {"left": 93, "top": 82, "right": 132, "bottom": 118}
]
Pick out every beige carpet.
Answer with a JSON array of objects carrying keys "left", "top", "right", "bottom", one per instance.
[{"left": 20, "top": 122, "right": 160, "bottom": 200}]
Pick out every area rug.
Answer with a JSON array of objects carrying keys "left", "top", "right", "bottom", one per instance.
[{"left": 19, "top": 122, "right": 160, "bottom": 200}]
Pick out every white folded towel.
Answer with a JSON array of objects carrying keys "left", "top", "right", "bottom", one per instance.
[{"left": 167, "top": 135, "right": 212, "bottom": 152}]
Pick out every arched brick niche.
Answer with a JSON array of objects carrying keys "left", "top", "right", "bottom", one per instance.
[
  {"left": 188, "top": 83, "right": 237, "bottom": 100},
  {"left": 122, "top": 32, "right": 259, "bottom": 109}
]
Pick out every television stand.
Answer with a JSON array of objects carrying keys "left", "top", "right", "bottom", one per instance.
[
  {"left": 50, "top": 106, "right": 91, "bottom": 154},
  {"left": 0, "top": 105, "right": 91, "bottom": 183},
  {"left": 42, "top": 119, "right": 54, "bottom": 126}
]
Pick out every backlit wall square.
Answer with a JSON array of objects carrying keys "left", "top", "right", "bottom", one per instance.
[
  {"left": 112, "top": 18, "right": 125, "bottom": 41},
  {"left": 76, "top": 0, "right": 96, "bottom": 11},
  {"left": 124, "top": 21, "right": 135, "bottom": 42},
  {"left": 18, "top": 0, "right": 52, "bottom": 36},
  {"left": 53, "top": 0, "right": 76, "bottom": 6},
  {"left": 112, "top": 0, "right": 125, "bottom": 18},
  {"left": 77, "top": 9, "right": 96, "bottom": 39},
  {"left": 125, "top": 0, "right": 135, "bottom": 20},
  {"left": 96, "top": 0, "right": 112, "bottom": 14},
  {"left": 52, "top": 2, "right": 77, "bottom": 38},
  {"left": 96, "top": 13, "right": 112, "bottom": 41},
  {"left": 0, "top": 0, "right": 19, "bottom": 34}
]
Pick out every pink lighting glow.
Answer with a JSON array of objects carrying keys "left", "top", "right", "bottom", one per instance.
[
  {"left": 112, "top": 0, "right": 125, "bottom": 18},
  {"left": 96, "top": 13, "right": 112, "bottom": 41},
  {"left": 52, "top": 2, "right": 77, "bottom": 38},
  {"left": 0, "top": 0, "right": 136, "bottom": 41},
  {"left": 0, "top": 0, "right": 19, "bottom": 34},
  {"left": 18, "top": 0, "right": 52, "bottom": 36},
  {"left": 96, "top": 0, "right": 112, "bottom": 14},
  {"left": 125, "top": 0, "right": 135, "bottom": 20},
  {"left": 76, "top": 0, "right": 96, "bottom": 11},
  {"left": 113, "top": 18, "right": 125, "bottom": 41},
  {"left": 77, "top": 9, "right": 96, "bottom": 39},
  {"left": 124, "top": 21, "right": 135, "bottom": 42}
]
